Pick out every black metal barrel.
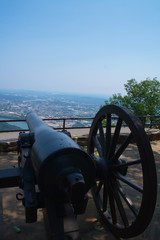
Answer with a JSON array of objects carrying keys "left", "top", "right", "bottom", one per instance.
[{"left": 26, "top": 112, "right": 95, "bottom": 200}]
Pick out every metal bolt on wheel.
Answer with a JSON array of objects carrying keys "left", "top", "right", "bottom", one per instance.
[{"left": 88, "top": 105, "right": 157, "bottom": 239}]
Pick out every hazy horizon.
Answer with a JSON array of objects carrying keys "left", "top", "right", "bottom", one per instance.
[{"left": 0, "top": 88, "right": 109, "bottom": 99}]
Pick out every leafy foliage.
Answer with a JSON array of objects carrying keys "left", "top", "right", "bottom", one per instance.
[{"left": 105, "top": 78, "right": 160, "bottom": 116}]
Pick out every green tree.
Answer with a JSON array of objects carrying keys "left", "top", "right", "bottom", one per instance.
[{"left": 105, "top": 78, "right": 160, "bottom": 116}]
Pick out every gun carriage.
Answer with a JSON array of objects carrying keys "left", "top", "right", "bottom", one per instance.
[{"left": 0, "top": 105, "right": 157, "bottom": 239}]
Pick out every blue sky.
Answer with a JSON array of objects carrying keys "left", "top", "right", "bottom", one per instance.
[{"left": 0, "top": 0, "right": 160, "bottom": 96}]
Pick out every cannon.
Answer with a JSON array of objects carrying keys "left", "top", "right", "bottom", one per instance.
[{"left": 0, "top": 105, "right": 157, "bottom": 239}]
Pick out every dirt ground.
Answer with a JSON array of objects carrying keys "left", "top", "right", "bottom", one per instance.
[{"left": 0, "top": 140, "right": 160, "bottom": 240}]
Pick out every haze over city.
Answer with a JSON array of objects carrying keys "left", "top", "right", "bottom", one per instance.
[{"left": 0, "top": 0, "right": 160, "bottom": 96}]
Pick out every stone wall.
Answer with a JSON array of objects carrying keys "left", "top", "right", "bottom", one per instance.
[{"left": 0, "top": 131, "right": 160, "bottom": 152}]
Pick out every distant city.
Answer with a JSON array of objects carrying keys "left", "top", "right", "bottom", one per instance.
[{"left": 0, "top": 89, "right": 107, "bottom": 130}]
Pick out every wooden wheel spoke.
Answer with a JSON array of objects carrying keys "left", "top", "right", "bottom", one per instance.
[
  {"left": 93, "top": 135, "right": 102, "bottom": 157},
  {"left": 114, "top": 172, "right": 143, "bottom": 193},
  {"left": 112, "top": 159, "right": 141, "bottom": 170},
  {"left": 90, "top": 153, "right": 100, "bottom": 162},
  {"left": 98, "top": 121, "right": 106, "bottom": 156},
  {"left": 106, "top": 114, "right": 111, "bottom": 156},
  {"left": 111, "top": 133, "right": 132, "bottom": 162},
  {"left": 103, "top": 182, "right": 108, "bottom": 212},
  {"left": 112, "top": 182, "right": 129, "bottom": 227},
  {"left": 109, "top": 117, "right": 122, "bottom": 159},
  {"left": 115, "top": 181, "right": 138, "bottom": 217},
  {"left": 96, "top": 181, "right": 103, "bottom": 195},
  {"left": 108, "top": 184, "right": 117, "bottom": 224}
]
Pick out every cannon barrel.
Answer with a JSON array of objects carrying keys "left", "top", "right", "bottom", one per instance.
[{"left": 26, "top": 112, "right": 95, "bottom": 202}]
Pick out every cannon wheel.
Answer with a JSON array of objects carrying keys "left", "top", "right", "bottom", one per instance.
[{"left": 88, "top": 105, "right": 157, "bottom": 239}]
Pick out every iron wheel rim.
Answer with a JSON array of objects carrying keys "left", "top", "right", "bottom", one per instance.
[{"left": 88, "top": 105, "right": 157, "bottom": 238}]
